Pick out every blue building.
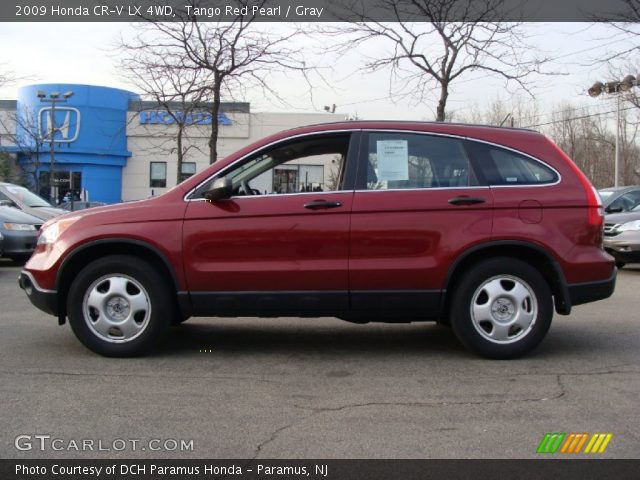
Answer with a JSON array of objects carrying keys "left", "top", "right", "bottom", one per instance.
[{"left": 13, "top": 84, "right": 138, "bottom": 204}]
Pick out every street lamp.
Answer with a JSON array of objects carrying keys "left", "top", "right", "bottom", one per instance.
[
  {"left": 38, "top": 90, "right": 74, "bottom": 203},
  {"left": 588, "top": 75, "right": 638, "bottom": 188}
]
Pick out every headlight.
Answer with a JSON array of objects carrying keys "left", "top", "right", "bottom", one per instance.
[
  {"left": 3, "top": 223, "right": 36, "bottom": 231},
  {"left": 37, "top": 217, "right": 80, "bottom": 246},
  {"left": 617, "top": 220, "right": 640, "bottom": 232}
]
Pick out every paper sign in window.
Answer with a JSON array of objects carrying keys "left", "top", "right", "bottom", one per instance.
[{"left": 376, "top": 140, "right": 409, "bottom": 181}]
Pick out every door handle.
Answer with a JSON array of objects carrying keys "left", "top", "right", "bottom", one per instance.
[
  {"left": 448, "top": 196, "right": 486, "bottom": 206},
  {"left": 304, "top": 200, "right": 343, "bottom": 210}
]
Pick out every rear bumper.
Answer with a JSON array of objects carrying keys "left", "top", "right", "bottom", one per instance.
[
  {"left": 18, "top": 270, "right": 59, "bottom": 316},
  {"left": 567, "top": 268, "right": 617, "bottom": 307}
]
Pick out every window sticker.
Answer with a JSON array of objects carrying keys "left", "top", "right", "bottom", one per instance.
[{"left": 376, "top": 139, "right": 409, "bottom": 181}]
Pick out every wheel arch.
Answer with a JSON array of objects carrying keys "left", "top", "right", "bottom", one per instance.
[
  {"left": 441, "top": 240, "right": 571, "bottom": 322},
  {"left": 55, "top": 238, "right": 187, "bottom": 322}
]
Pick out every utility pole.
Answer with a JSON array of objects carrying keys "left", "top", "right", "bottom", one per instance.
[
  {"left": 588, "top": 74, "right": 638, "bottom": 188},
  {"left": 37, "top": 90, "right": 74, "bottom": 203}
]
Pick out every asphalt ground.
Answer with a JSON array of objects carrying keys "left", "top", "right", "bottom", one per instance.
[{"left": 0, "top": 258, "right": 638, "bottom": 459}]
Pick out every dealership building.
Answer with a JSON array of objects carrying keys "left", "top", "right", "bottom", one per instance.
[{"left": 0, "top": 84, "right": 345, "bottom": 204}]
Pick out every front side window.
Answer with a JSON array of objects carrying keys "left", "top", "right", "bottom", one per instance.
[
  {"left": 150, "top": 162, "right": 167, "bottom": 188},
  {"left": 364, "top": 133, "right": 473, "bottom": 190},
  {"left": 197, "top": 133, "right": 351, "bottom": 197}
]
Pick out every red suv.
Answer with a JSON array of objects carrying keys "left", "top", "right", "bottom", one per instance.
[{"left": 19, "top": 122, "right": 616, "bottom": 358}]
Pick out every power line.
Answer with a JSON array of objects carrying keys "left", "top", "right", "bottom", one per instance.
[{"left": 522, "top": 105, "right": 637, "bottom": 129}]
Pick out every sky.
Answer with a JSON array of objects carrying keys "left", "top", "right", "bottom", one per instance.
[{"left": 0, "top": 22, "right": 636, "bottom": 127}]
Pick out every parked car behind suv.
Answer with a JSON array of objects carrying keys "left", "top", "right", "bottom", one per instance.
[
  {"left": 599, "top": 185, "right": 640, "bottom": 214},
  {"left": 604, "top": 205, "right": 640, "bottom": 268},
  {"left": 0, "top": 182, "right": 66, "bottom": 221},
  {"left": 19, "top": 122, "right": 616, "bottom": 358},
  {"left": 0, "top": 206, "right": 43, "bottom": 261}
]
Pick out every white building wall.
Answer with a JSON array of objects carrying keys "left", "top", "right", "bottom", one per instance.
[
  {"left": 0, "top": 109, "right": 17, "bottom": 148},
  {"left": 122, "top": 111, "right": 345, "bottom": 201}
]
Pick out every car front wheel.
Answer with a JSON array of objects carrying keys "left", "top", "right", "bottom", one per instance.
[
  {"left": 450, "top": 257, "right": 553, "bottom": 359},
  {"left": 67, "top": 255, "right": 174, "bottom": 357}
]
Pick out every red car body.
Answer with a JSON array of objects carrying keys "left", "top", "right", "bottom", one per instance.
[{"left": 19, "top": 122, "right": 616, "bottom": 357}]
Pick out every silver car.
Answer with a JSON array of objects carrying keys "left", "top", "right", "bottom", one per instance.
[
  {"left": 604, "top": 206, "right": 640, "bottom": 268},
  {"left": 0, "top": 183, "right": 66, "bottom": 221},
  {"left": 0, "top": 206, "right": 43, "bottom": 261},
  {"left": 599, "top": 185, "right": 640, "bottom": 214}
]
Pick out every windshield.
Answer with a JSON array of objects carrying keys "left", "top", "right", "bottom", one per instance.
[
  {"left": 4, "top": 185, "right": 52, "bottom": 208},
  {"left": 598, "top": 191, "right": 615, "bottom": 201}
]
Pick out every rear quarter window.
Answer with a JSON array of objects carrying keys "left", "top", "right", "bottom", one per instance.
[{"left": 467, "top": 141, "right": 558, "bottom": 186}]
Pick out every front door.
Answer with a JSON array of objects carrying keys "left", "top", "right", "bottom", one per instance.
[{"left": 183, "top": 131, "right": 359, "bottom": 317}]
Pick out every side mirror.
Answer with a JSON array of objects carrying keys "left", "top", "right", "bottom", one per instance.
[
  {"left": 606, "top": 205, "right": 623, "bottom": 214},
  {"left": 0, "top": 199, "right": 16, "bottom": 208},
  {"left": 203, "top": 176, "right": 233, "bottom": 202}
]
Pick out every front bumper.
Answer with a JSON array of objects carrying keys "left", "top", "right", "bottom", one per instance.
[
  {"left": 604, "top": 233, "right": 640, "bottom": 264},
  {"left": 0, "top": 230, "right": 38, "bottom": 256},
  {"left": 18, "top": 271, "right": 59, "bottom": 317},
  {"left": 567, "top": 268, "right": 617, "bottom": 307}
]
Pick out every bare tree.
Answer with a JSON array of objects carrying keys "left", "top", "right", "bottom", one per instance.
[
  {"left": 119, "top": 41, "right": 214, "bottom": 182},
  {"left": 0, "top": 67, "right": 43, "bottom": 186},
  {"left": 321, "top": 0, "right": 548, "bottom": 121},
  {"left": 595, "top": 0, "right": 640, "bottom": 63},
  {"left": 0, "top": 105, "right": 46, "bottom": 189},
  {"left": 546, "top": 103, "right": 639, "bottom": 188},
  {"left": 120, "top": 0, "right": 308, "bottom": 164}
]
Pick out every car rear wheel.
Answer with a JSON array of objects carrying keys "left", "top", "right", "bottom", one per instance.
[
  {"left": 67, "top": 255, "right": 174, "bottom": 357},
  {"left": 450, "top": 257, "right": 553, "bottom": 359},
  {"left": 615, "top": 261, "right": 625, "bottom": 269}
]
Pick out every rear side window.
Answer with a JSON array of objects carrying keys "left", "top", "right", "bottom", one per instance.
[
  {"left": 364, "top": 133, "right": 474, "bottom": 190},
  {"left": 467, "top": 142, "right": 558, "bottom": 186}
]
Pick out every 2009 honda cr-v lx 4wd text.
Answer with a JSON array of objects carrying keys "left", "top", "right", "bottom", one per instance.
[{"left": 19, "top": 121, "right": 616, "bottom": 358}]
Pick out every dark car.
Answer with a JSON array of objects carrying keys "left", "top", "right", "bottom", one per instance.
[
  {"left": 19, "top": 122, "right": 615, "bottom": 359},
  {"left": 604, "top": 205, "right": 640, "bottom": 268},
  {"left": 60, "top": 201, "right": 107, "bottom": 212},
  {"left": 599, "top": 186, "right": 640, "bottom": 214},
  {"left": 0, "top": 206, "right": 43, "bottom": 261},
  {"left": 0, "top": 182, "right": 66, "bottom": 221}
]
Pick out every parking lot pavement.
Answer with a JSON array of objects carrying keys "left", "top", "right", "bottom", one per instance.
[{"left": 0, "top": 258, "right": 639, "bottom": 459}]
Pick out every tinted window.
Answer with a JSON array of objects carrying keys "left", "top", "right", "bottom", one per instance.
[
  {"left": 469, "top": 142, "right": 558, "bottom": 186},
  {"left": 365, "top": 133, "right": 473, "bottom": 190}
]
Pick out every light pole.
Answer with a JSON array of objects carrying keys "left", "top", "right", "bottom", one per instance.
[
  {"left": 588, "top": 74, "right": 638, "bottom": 188},
  {"left": 37, "top": 90, "right": 74, "bottom": 203}
]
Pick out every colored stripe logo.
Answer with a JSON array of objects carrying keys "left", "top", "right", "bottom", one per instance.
[{"left": 537, "top": 433, "right": 612, "bottom": 454}]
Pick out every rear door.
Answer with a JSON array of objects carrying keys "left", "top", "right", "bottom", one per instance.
[{"left": 349, "top": 131, "right": 494, "bottom": 317}]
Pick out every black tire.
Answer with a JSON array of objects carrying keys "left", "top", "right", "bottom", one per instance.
[
  {"left": 450, "top": 257, "right": 553, "bottom": 359},
  {"left": 615, "top": 261, "right": 625, "bottom": 269},
  {"left": 66, "top": 255, "right": 175, "bottom": 357}
]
